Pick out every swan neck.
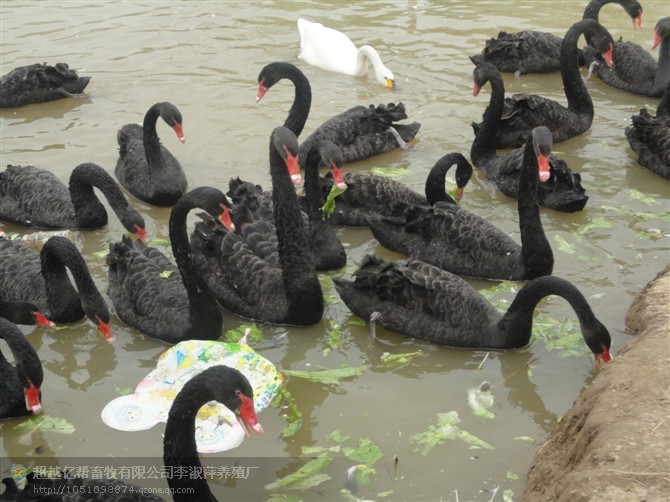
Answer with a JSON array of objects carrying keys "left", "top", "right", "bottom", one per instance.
[
  {"left": 581, "top": 0, "right": 612, "bottom": 21},
  {"left": 560, "top": 20, "right": 594, "bottom": 116},
  {"left": 282, "top": 67, "right": 312, "bottom": 137},
  {"left": 270, "top": 141, "right": 319, "bottom": 309},
  {"left": 68, "top": 163, "right": 130, "bottom": 229},
  {"left": 355, "top": 45, "right": 382, "bottom": 75},
  {"left": 168, "top": 196, "right": 222, "bottom": 326},
  {"left": 653, "top": 37, "right": 670, "bottom": 96},
  {"left": 142, "top": 104, "right": 163, "bottom": 165},
  {"left": 303, "top": 146, "right": 327, "bottom": 214},
  {"left": 163, "top": 384, "right": 216, "bottom": 501},
  {"left": 0, "top": 319, "right": 42, "bottom": 388},
  {"left": 471, "top": 71, "right": 505, "bottom": 165},
  {"left": 40, "top": 237, "right": 105, "bottom": 323},
  {"left": 498, "top": 276, "right": 596, "bottom": 348},
  {"left": 517, "top": 140, "right": 552, "bottom": 278},
  {"left": 424, "top": 157, "right": 456, "bottom": 205}
]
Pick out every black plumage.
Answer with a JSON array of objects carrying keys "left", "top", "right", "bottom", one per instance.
[
  {"left": 0, "top": 236, "right": 112, "bottom": 339},
  {"left": 321, "top": 152, "right": 472, "bottom": 227},
  {"left": 334, "top": 255, "right": 612, "bottom": 364},
  {"left": 0, "top": 163, "right": 145, "bottom": 236},
  {"left": 192, "top": 127, "right": 324, "bottom": 325},
  {"left": 0, "top": 62, "right": 90, "bottom": 108},
  {"left": 469, "top": 0, "right": 641, "bottom": 76},
  {"left": 472, "top": 19, "right": 615, "bottom": 149},
  {"left": 369, "top": 127, "right": 554, "bottom": 281},
  {"left": 625, "top": 83, "right": 670, "bottom": 178},
  {"left": 115, "top": 102, "right": 187, "bottom": 207},
  {"left": 470, "top": 62, "right": 588, "bottom": 213},
  {"left": 583, "top": 16, "right": 670, "bottom": 98},
  {"left": 106, "top": 187, "right": 227, "bottom": 343},
  {"left": 0, "top": 318, "right": 43, "bottom": 419},
  {"left": 257, "top": 62, "right": 420, "bottom": 165}
]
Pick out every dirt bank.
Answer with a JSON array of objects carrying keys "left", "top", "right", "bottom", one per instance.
[{"left": 524, "top": 264, "right": 670, "bottom": 501}]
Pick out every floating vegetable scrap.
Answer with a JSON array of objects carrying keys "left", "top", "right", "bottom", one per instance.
[
  {"left": 14, "top": 415, "right": 76, "bottom": 435},
  {"left": 411, "top": 411, "right": 494, "bottom": 456}
]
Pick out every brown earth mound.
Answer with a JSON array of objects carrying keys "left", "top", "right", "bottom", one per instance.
[{"left": 524, "top": 264, "right": 670, "bottom": 501}]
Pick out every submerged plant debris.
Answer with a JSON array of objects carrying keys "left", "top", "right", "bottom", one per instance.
[
  {"left": 467, "top": 381, "right": 496, "bottom": 419},
  {"left": 282, "top": 365, "right": 366, "bottom": 385}
]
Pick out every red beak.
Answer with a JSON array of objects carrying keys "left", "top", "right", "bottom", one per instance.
[
  {"left": 455, "top": 187, "right": 464, "bottom": 202},
  {"left": 473, "top": 80, "right": 481, "bottom": 97},
  {"left": 653, "top": 31, "right": 662, "bottom": 49},
  {"left": 257, "top": 79, "right": 268, "bottom": 103},
  {"left": 633, "top": 13, "right": 643, "bottom": 30},
  {"left": 25, "top": 381, "right": 42, "bottom": 414},
  {"left": 538, "top": 154, "right": 551, "bottom": 182},
  {"left": 601, "top": 44, "right": 614, "bottom": 67},
  {"left": 331, "top": 166, "right": 346, "bottom": 190},
  {"left": 97, "top": 318, "right": 115, "bottom": 343},
  {"left": 237, "top": 393, "right": 263, "bottom": 437},
  {"left": 285, "top": 149, "right": 302, "bottom": 185},
  {"left": 135, "top": 225, "right": 147, "bottom": 240},
  {"left": 33, "top": 311, "right": 55, "bottom": 328},
  {"left": 219, "top": 204, "right": 235, "bottom": 232},
  {"left": 173, "top": 122, "right": 185, "bottom": 143}
]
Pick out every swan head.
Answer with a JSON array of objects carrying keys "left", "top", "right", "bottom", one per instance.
[
  {"left": 377, "top": 66, "right": 396, "bottom": 90},
  {"left": 652, "top": 18, "right": 670, "bottom": 49},
  {"left": 157, "top": 102, "right": 185, "bottom": 143},
  {"left": 531, "top": 127, "right": 553, "bottom": 183}
]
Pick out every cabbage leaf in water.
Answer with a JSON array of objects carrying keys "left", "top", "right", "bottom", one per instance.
[
  {"left": 411, "top": 411, "right": 494, "bottom": 455},
  {"left": 14, "top": 415, "right": 76, "bottom": 435},
  {"left": 282, "top": 365, "right": 365, "bottom": 385}
]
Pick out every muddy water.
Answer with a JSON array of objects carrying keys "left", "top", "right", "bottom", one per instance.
[{"left": 1, "top": 1, "right": 668, "bottom": 500}]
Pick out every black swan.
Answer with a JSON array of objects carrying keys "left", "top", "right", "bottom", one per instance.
[
  {"left": 256, "top": 62, "right": 420, "bottom": 165},
  {"left": 0, "top": 365, "right": 263, "bottom": 501},
  {"left": 115, "top": 102, "right": 187, "bottom": 207},
  {"left": 0, "top": 163, "right": 146, "bottom": 237},
  {"left": 0, "top": 62, "right": 91, "bottom": 108},
  {"left": 333, "top": 255, "right": 612, "bottom": 363},
  {"left": 225, "top": 140, "right": 347, "bottom": 270},
  {"left": 470, "top": 63, "right": 588, "bottom": 213},
  {"left": 0, "top": 299, "right": 54, "bottom": 328},
  {"left": 297, "top": 18, "right": 396, "bottom": 89},
  {"left": 584, "top": 16, "right": 670, "bottom": 97},
  {"left": 321, "top": 152, "right": 473, "bottom": 227},
  {"left": 0, "top": 318, "right": 43, "bottom": 419},
  {"left": 0, "top": 236, "right": 113, "bottom": 340},
  {"left": 107, "top": 187, "right": 233, "bottom": 344},
  {"left": 369, "top": 127, "right": 554, "bottom": 281},
  {"left": 192, "top": 127, "right": 324, "bottom": 325},
  {"left": 625, "top": 83, "right": 670, "bottom": 178},
  {"left": 469, "top": 0, "right": 641, "bottom": 76},
  {"left": 472, "top": 19, "right": 615, "bottom": 149}
]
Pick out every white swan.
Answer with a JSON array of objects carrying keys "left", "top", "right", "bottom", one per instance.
[{"left": 297, "top": 18, "right": 396, "bottom": 89}]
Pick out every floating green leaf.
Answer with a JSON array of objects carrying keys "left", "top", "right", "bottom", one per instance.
[
  {"left": 282, "top": 365, "right": 365, "bottom": 385},
  {"left": 301, "top": 445, "right": 341, "bottom": 455},
  {"left": 342, "top": 437, "right": 383, "bottom": 466},
  {"left": 628, "top": 189, "right": 657, "bottom": 205},
  {"left": 115, "top": 386, "right": 133, "bottom": 396},
  {"left": 577, "top": 255, "right": 601, "bottom": 263},
  {"left": 14, "top": 415, "right": 76, "bottom": 435},
  {"left": 347, "top": 316, "right": 367, "bottom": 327},
  {"left": 380, "top": 351, "right": 424, "bottom": 367},
  {"left": 506, "top": 470, "right": 520, "bottom": 480},
  {"left": 467, "top": 382, "right": 496, "bottom": 419},
  {"left": 329, "top": 429, "right": 351, "bottom": 444},
  {"left": 147, "top": 239, "right": 170, "bottom": 246},
  {"left": 320, "top": 183, "right": 347, "bottom": 217},
  {"left": 265, "top": 453, "right": 332, "bottom": 491},
  {"left": 575, "top": 217, "right": 612, "bottom": 236},
  {"left": 457, "top": 429, "right": 495, "bottom": 450},
  {"left": 159, "top": 270, "right": 174, "bottom": 278},
  {"left": 514, "top": 436, "right": 535, "bottom": 442},
  {"left": 266, "top": 494, "right": 303, "bottom": 502},
  {"left": 325, "top": 321, "right": 343, "bottom": 354},
  {"left": 503, "top": 489, "right": 515, "bottom": 502},
  {"left": 411, "top": 411, "right": 494, "bottom": 455},
  {"left": 223, "top": 324, "right": 264, "bottom": 343},
  {"left": 271, "top": 386, "right": 303, "bottom": 438},
  {"left": 369, "top": 166, "right": 410, "bottom": 178},
  {"left": 553, "top": 235, "right": 576, "bottom": 254},
  {"left": 348, "top": 464, "right": 376, "bottom": 485},
  {"left": 377, "top": 491, "right": 395, "bottom": 498},
  {"left": 92, "top": 249, "right": 109, "bottom": 259}
]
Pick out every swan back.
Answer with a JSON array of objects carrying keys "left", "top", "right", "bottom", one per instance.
[{"left": 297, "top": 18, "right": 395, "bottom": 87}]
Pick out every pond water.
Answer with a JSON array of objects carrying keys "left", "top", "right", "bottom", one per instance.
[{"left": 1, "top": 1, "right": 668, "bottom": 500}]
